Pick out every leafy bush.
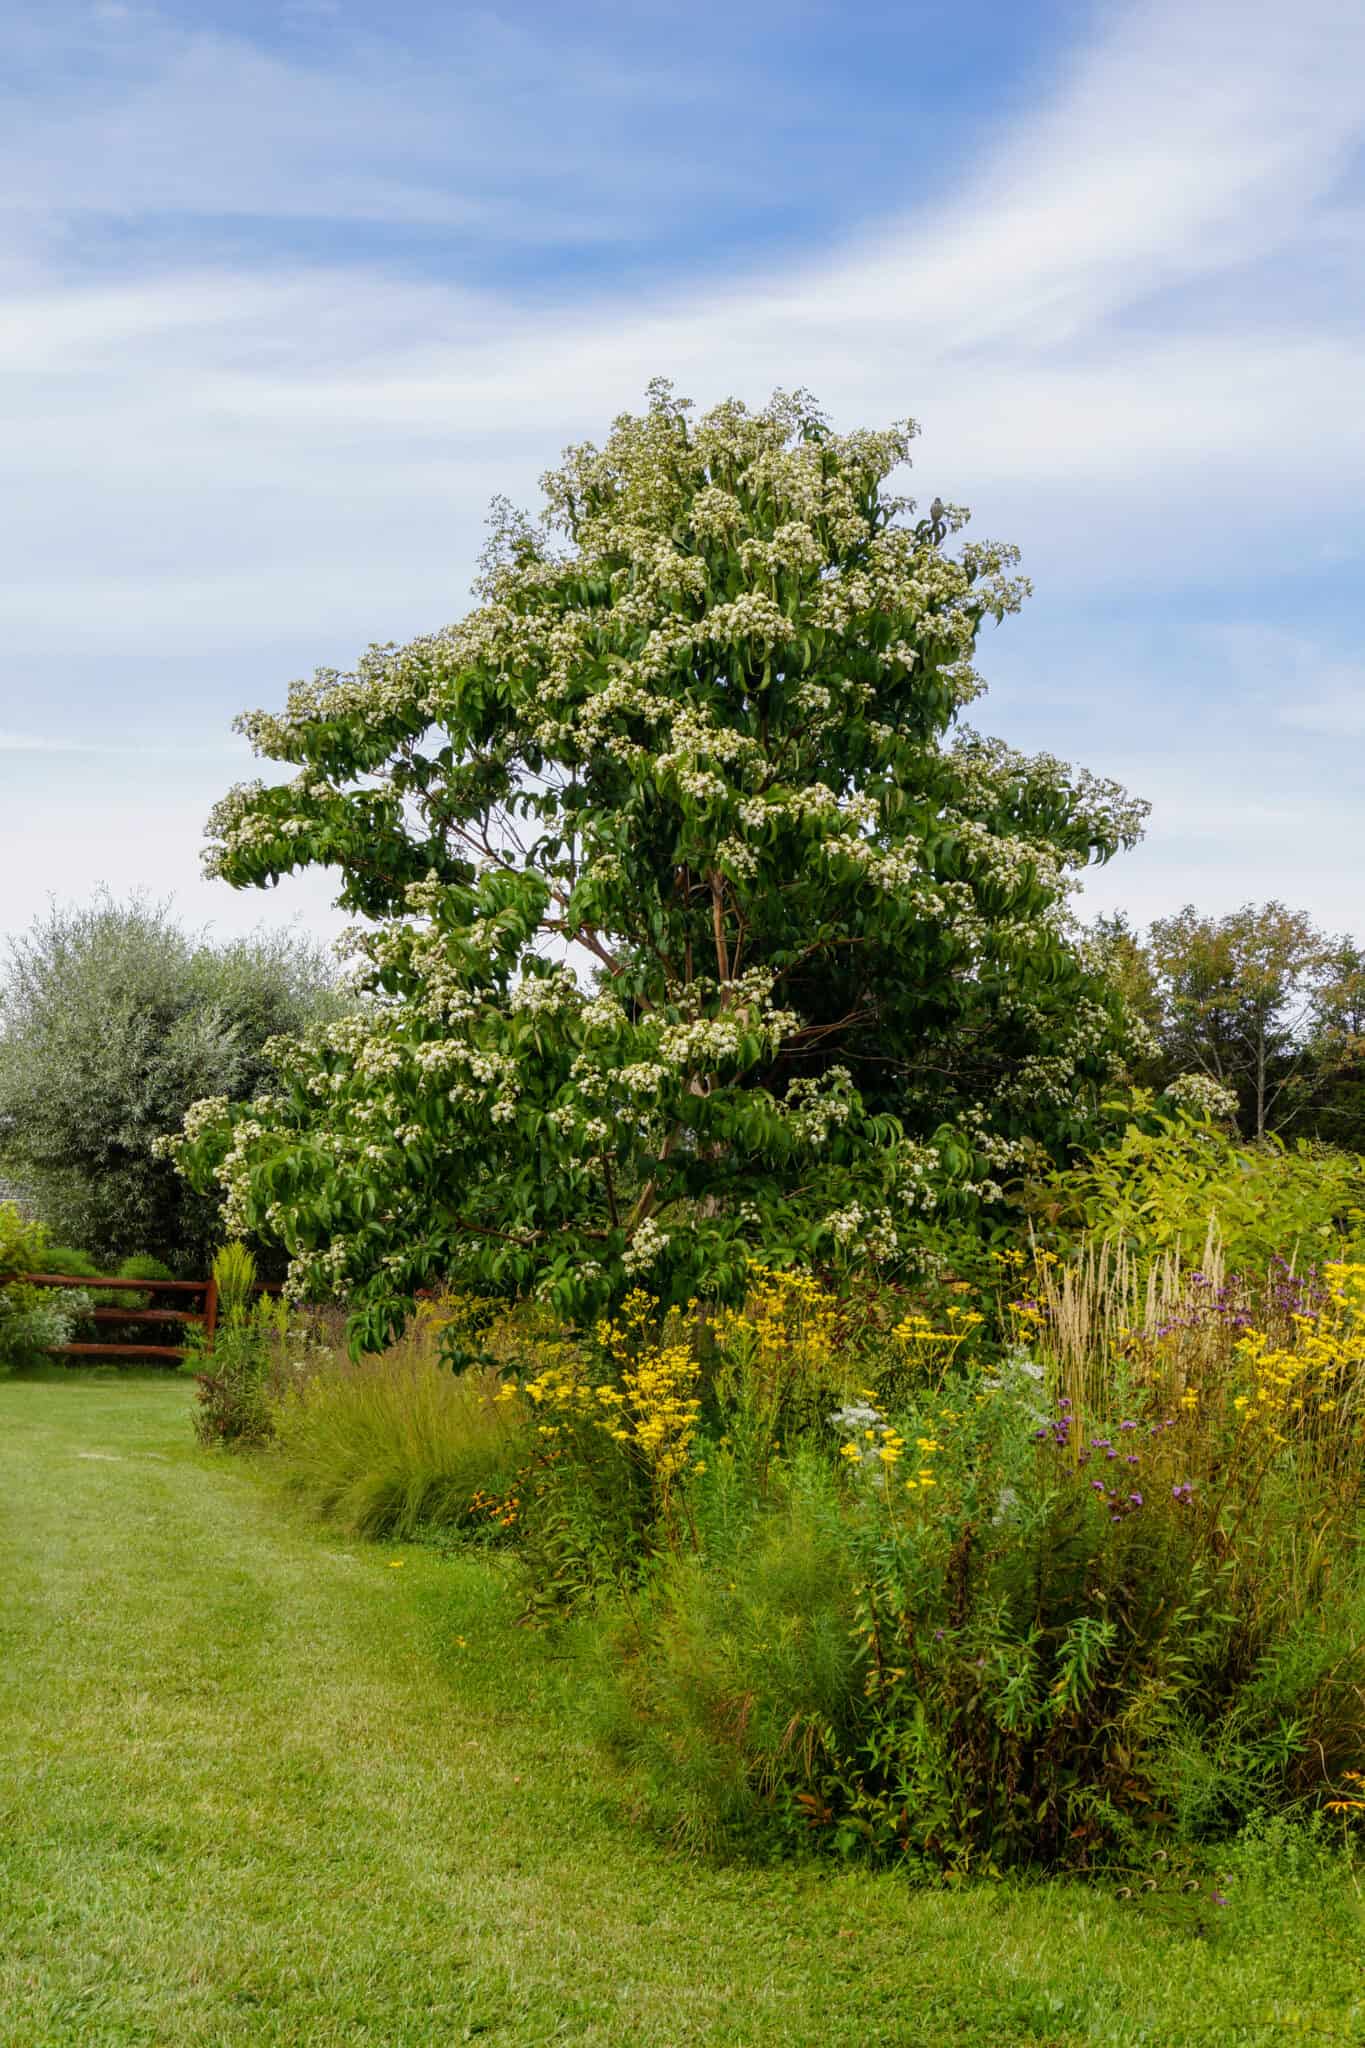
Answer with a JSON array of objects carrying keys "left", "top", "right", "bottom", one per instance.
[
  {"left": 0, "top": 1200, "right": 91, "bottom": 1372},
  {"left": 109, "top": 1251, "right": 177, "bottom": 1317},
  {"left": 30, "top": 1244, "right": 100, "bottom": 1278},
  {"left": 117, "top": 1254, "right": 175, "bottom": 1283},
  {"left": 0, "top": 1283, "right": 91, "bottom": 1374},
  {"left": 1034, "top": 1110, "right": 1365, "bottom": 1270},
  {"left": 0, "top": 1200, "right": 47, "bottom": 1282},
  {"left": 0, "top": 893, "right": 345, "bottom": 1269}
]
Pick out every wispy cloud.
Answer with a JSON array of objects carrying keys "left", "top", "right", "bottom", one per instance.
[
  {"left": 1, "top": 0, "right": 1362, "bottom": 942},
  {"left": 0, "top": 730, "right": 245, "bottom": 756}
]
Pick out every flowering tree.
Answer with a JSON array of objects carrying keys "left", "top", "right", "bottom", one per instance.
[{"left": 176, "top": 386, "right": 1146, "bottom": 1344}]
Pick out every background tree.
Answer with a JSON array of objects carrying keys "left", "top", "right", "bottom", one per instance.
[
  {"left": 177, "top": 385, "right": 1146, "bottom": 1343},
  {"left": 1285, "top": 938, "right": 1365, "bottom": 1150},
  {"left": 1082, "top": 912, "right": 1165, "bottom": 1086},
  {"left": 0, "top": 894, "right": 345, "bottom": 1269},
  {"left": 1145, "top": 902, "right": 1332, "bottom": 1140}
]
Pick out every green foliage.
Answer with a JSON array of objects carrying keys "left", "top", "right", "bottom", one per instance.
[
  {"left": 212, "top": 1241, "right": 258, "bottom": 1322},
  {"left": 176, "top": 384, "right": 1147, "bottom": 1341},
  {"left": 0, "top": 1200, "right": 47, "bottom": 1282},
  {"left": 270, "top": 1341, "right": 523, "bottom": 1540},
  {"left": 0, "top": 1205, "right": 90, "bottom": 1372},
  {"left": 35, "top": 1245, "right": 102, "bottom": 1275},
  {"left": 591, "top": 1334, "right": 1364, "bottom": 1875},
  {"left": 113, "top": 1250, "right": 176, "bottom": 1314},
  {"left": 116, "top": 1253, "right": 175, "bottom": 1283},
  {"left": 188, "top": 1284, "right": 283, "bottom": 1449},
  {"left": 589, "top": 1452, "right": 864, "bottom": 1855},
  {"left": 0, "top": 892, "right": 346, "bottom": 1269},
  {"left": 1035, "top": 1110, "right": 1365, "bottom": 1268},
  {"left": 1087, "top": 902, "right": 1365, "bottom": 1150},
  {"left": 0, "top": 1284, "right": 89, "bottom": 1374},
  {"left": 1146, "top": 902, "right": 1329, "bottom": 1141}
]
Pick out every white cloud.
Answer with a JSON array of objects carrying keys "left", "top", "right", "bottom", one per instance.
[{"left": 1, "top": 0, "right": 1363, "bottom": 942}]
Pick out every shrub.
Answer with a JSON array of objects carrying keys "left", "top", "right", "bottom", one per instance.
[
  {"left": 1034, "top": 1111, "right": 1365, "bottom": 1271},
  {"left": 111, "top": 1251, "right": 177, "bottom": 1318},
  {"left": 0, "top": 893, "right": 346, "bottom": 1269},
  {"left": 269, "top": 1334, "right": 523, "bottom": 1540},
  {"left": 34, "top": 1245, "right": 101, "bottom": 1278},
  {"left": 188, "top": 1245, "right": 277, "bottom": 1448},
  {"left": 0, "top": 1283, "right": 91, "bottom": 1374},
  {"left": 0, "top": 1200, "right": 47, "bottom": 1283},
  {"left": 0, "top": 1200, "right": 91, "bottom": 1372},
  {"left": 591, "top": 1316, "right": 1364, "bottom": 1873}
]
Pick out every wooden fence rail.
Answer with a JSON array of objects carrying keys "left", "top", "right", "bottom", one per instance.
[{"left": 21, "top": 1271, "right": 217, "bottom": 1363}]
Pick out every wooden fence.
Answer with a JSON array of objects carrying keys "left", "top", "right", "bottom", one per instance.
[{"left": 23, "top": 1271, "right": 217, "bottom": 1363}]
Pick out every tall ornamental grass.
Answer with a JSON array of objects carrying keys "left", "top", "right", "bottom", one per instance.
[{"left": 270, "top": 1334, "right": 521, "bottom": 1540}]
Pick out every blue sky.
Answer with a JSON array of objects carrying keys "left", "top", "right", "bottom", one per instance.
[{"left": 2, "top": 0, "right": 1363, "bottom": 948}]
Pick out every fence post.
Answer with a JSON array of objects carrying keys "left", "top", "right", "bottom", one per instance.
[{"left": 203, "top": 1274, "right": 218, "bottom": 1354}]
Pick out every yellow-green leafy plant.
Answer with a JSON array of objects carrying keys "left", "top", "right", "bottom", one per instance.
[
  {"left": 190, "top": 1243, "right": 275, "bottom": 1447},
  {"left": 212, "top": 1241, "right": 258, "bottom": 1323},
  {"left": 0, "top": 1201, "right": 91, "bottom": 1373}
]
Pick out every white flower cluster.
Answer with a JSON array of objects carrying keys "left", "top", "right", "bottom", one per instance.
[
  {"left": 825, "top": 1203, "right": 866, "bottom": 1245},
  {"left": 622, "top": 1215, "right": 671, "bottom": 1274},
  {"left": 778, "top": 1068, "right": 856, "bottom": 1149},
  {"left": 1165, "top": 1072, "right": 1240, "bottom": 1122}
]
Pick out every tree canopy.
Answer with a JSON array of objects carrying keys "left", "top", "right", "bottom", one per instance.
[
  {"left": 1091, "top": 902, "right": 1365, "bottom": 1147},
  {"left": 177, "top": 385, "right": 1147, "bottom": 1343},
  {"left": 0, "top": 894, "right": 344, "bottom": 1269}
]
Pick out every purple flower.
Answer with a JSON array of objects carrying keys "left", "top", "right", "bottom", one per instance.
[
  {"left": 1210, "top": 1891, "right": 1228, "bottom": 1908},
  {"left": 1119, "top": 1420, "right": 1137, "bottom": 1432},
  {"left": 1129, "top": 1492, "right": 1143, "bottom": 1506}
]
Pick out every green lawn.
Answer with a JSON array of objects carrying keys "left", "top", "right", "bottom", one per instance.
[{"left": 1, "top": 1375, "right": 1360, "bottom": 2047}]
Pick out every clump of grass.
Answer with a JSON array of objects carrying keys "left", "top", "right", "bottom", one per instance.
[{"left": 271, "top": 1333, "right": 523, "bottom": 1540}]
